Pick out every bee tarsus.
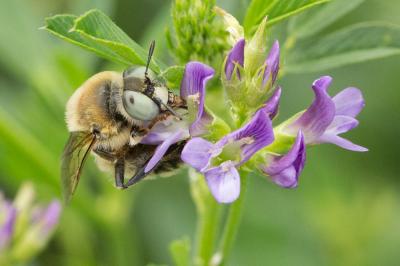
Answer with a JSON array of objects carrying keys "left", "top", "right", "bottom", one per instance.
[{"left": 115, "top": 158, "right": 127, "bottom": 189}]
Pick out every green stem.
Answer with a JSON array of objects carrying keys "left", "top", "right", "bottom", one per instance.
[
  {"left": 214, "top": 172, "right": 248, "bottom": 266},
  {"left": 191, "top": 172, "right": 221, "bottom": 266}
]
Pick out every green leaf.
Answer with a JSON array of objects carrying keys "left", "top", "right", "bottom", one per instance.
[
  {"left": 288, "top": 0, "right": 366, "bottom": 39},
  {"left": 44, "top": 10, "right": 164, "bottom": 73},
  {"left": 243, "top": 0, "right": 329, "bottom": 34},
  {"left": 285, "top": 22, "right": 400, "bottom": 73},
  {"left": 160, "top": 65, "right": 184, "bottom": 89},
  {"left": 169, "top": 237, "right": 191, "bottom": 266}
]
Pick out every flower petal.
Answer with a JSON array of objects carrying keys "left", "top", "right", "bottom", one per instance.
[
  {"left": 205, "top": 161, "right": 240, "bottom": 203},
  {"left": 0, "top": 202, "right": 16, "bottom": 250},
  {"left": 333, "top": 87, "right": 365, "bottom": 117},
  {"left": 325, "top": 115, "right": 359, "bottom": 135},
  {"left": 262, "top": 131, "right": 306, "bottom": 188},
  {"left": 144, "top": 130, "right": 185, "bottom": 173},
  {"left": 285, "top": 76, "right": 336, "bottom": 143},
  {"left": 141, "top": 115, "right": 189, "bottom": 145},
  {"left": 318, "top": 134, "right": 368, "bottom": 152},
  {"left": 224, "top": 39, "right": 245, "bottom": 80},
  {"left": 190, "top": 108, "right": 214, "bottom": 137},
  {"left": 181, "top": 137, "right": 214, "bottom": 172},
  {"left": 180, "top": 61, "right": 215, "bottom": 136},
  {"left": 222, "top": 108, "right": 274, "bottom": 164},
  {"left": 263, "top": 40, "right": 280, "bottom": 87},
  {"left": 262, "top": 86, "right": 281, "bottom": 119},
  {"left": 40, "top": 201, "right": 62, "bottom": 231}
]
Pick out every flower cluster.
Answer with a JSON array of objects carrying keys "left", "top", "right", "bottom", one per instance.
[
  {"left": 0, "top": 183, "right": 61, "bottom": 264},
  {"left": 141, "top": 13, "right": 367, "bottom": 204}
]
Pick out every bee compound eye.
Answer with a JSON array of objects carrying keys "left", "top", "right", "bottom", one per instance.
[{"left": 122, "top": 90, "right": 159, "bottom": 121}]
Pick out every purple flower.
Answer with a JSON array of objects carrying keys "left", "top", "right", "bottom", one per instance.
[
  {"left": 283, "top": 76, "right": 367, "bottom": 152},
  {"left": 0, "top": 200, "right": 17, "bottom": 251},
  {"left": 181, "top": 108, "right": 274, "bottom": 203},
  {"left": 140, "top": 62, "right": 214, "bottom": 173},
  {"left": 33, "top": 201, "right": 62, "bottom": 237},
  {"left": 261, "top": 131, "right": 306, "bottom": 188}
]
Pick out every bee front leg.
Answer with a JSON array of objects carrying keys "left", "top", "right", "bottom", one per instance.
[
  {"left": 129, "top": 126, "right": 149, "bottom": 146},
  {"left": 114, "top": 158, "right": 127, "bottom": 189}
]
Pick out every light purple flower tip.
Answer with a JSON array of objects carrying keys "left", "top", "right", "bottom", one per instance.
[
  {"left": 205, "top": 161, "right": 240, "bottom": 203},
  {"left": 0, "top": 202, "right": 17, "bottom": 250},
  {"left": 283, "top": 76, "right": 367, "bottom": 152},
  {"left": 262, "top": 87, "right": 281, "bottom": 119},
  {"left": 144, "top": 130, "right": 185, "bottom": 173},
  {"left": 263, "top": 40, "right": 280, "bottom": 87},
  {"left": 333, "top": 87, "right": 365, "bottom": 117},
  {"left": 262, "top": 131, "right": 306, "bottom": 188},
  {"left": 180, "top": 61, "right": 215, "bottom": 136},
  {"left": 225, "top": 39, "right": 245, "bottom": 80},
  {"left": 181, "top": 137, "right": 214, "bottom": 172},
  {"left": 182, "top": 108, "right": 274, "bottom": 203},
  {"left": 40, "top": 201, "right": 62, "bottom": 233}
]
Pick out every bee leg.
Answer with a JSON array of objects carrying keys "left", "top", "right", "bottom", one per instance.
[
  {"left": 125, "top": 154, "right": 158, "bottom": 188},
  {"left": 125, "top": 165, "right": 147, "bottom": 188},
  {"left": 129, "top": 126, "right": 149, "bottom": 145},
  {"left": 114, "top": 158, "right": 127, "bottom": 189}
]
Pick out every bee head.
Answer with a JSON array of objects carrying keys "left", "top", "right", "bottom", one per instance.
[{"left": 121, "top": 41, "right": 182, "bottom": 121}]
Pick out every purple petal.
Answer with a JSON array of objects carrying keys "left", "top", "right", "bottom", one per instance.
[
  {"left": 144, "top": 130, "right": 186, "bottom": 173},
  {"left": 0, "top": 202, "right": 17, "bottom": 250},
  {"left": 225, "top": 39, "right": 245, "bottom": 80},
  {"left": 333, "top": 87, "right": 365, "bottom": 118},
  {"left": 263, "top": 40, "right": 280, "bottom": 87},
  {"left": 180, "top": 61, "right": 215, "bottom": 136},
  {"left": 181, "top": 137, "right": 214, "bottom": 172},
  {"left": 204, "top": 161, "right": 240, "bottom": 203},
  {"left": 190, "top": 109, "right": 214, "bottom": 137},
  {"left": 261, "top": 87, "right": 281, "bottom": 119},
  {"left": 325, "top": 115, "right": 359, "bottom": 135},
  {"left": 41, "top": 201, "right": 62, "bottom": 230},
  {"left": 141, "top": 117, "right": 189, "bottom": 145},
  {"left": 262, "top": 132, "right": 306, "bottom": 188},
  {"left": 318, "top": 134, "right": 368, "bottom": 152},
  {"left": 221, "top": 108, "right": 274, "bottom": 164},
  {"left": 285, "top": 76, "right": 336, "bottom": 143}
]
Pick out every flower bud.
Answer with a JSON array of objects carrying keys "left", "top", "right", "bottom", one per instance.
[
  {"left": 214, "top": 6, "right": 244, "bottom": 46},
  {"left": 244, "top": 17, "right": 268, "bottom": 77}
]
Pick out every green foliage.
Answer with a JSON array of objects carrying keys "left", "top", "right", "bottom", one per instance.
[
  {"left": 288, "top": 0, "right": 366, "bottom": 39},
  {"left": 244, "top": 0, "right": 330, "bottom": 35},
  {"left": 169, "top": 237, "right": 191, "bottom": 266},
  {"left": 45, "top": 9, "right": 164, "bottom": 73},
  {"left": 285, "top": 22, "right": 400, "bottom": 73},
  {"left": 160, "top": 65, "right": 185, "bottom": 90}
]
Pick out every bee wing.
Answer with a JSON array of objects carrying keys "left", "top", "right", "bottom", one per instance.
[{"left": 61, "top": 132, "right": 96, "bottom": 202}]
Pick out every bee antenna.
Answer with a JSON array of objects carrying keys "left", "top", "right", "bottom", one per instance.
[{"left": 144, "top": 40, "right": 155, "bottom": 82}]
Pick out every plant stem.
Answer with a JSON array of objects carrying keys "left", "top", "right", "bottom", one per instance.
[
  {"left": 213, "top": 172, "right": 248, "bottom": 266},
  {"left": 191, "top": 171, "right": 221, "bottom": 266}
]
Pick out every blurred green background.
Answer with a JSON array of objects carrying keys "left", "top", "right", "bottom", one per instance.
[{"left": 0, "top": 0, "right": 399, "bottom": 265}]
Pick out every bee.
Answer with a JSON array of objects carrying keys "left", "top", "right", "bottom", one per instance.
[{"left": 61, "top": 41, "right": 186, "bottom": 201}]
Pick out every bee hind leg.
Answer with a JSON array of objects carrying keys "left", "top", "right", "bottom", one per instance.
[{"left": 114, "top": 158, "right": 127, "bottom": 189}]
